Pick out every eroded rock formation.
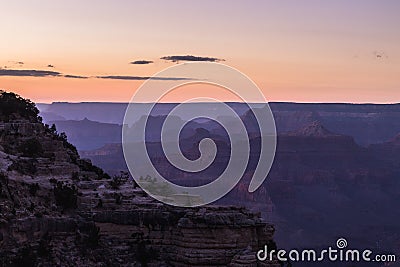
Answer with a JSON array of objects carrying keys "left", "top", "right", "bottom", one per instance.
[{"left": 0, "top": 92, "right": 279, "bottom": 266}]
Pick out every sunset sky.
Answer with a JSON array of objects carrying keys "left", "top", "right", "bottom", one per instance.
[{"left": 1, "top": 0, "right": 399, "bottom": 103}]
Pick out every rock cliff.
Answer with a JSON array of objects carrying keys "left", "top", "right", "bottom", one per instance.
[{"left": 0, "top": 91, "right": 279, "bottom": 266}]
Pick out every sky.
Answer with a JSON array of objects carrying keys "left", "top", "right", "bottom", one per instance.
[{"left": 0, "top": 0, "right": 399, "bottom": 103}]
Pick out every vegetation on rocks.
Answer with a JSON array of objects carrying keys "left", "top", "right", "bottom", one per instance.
[
  {"left": 0, "top": 90, "right": 41, "bottom": 122},
  {"left": 52, "top": 181, "right": 78, "bottom": 210}
]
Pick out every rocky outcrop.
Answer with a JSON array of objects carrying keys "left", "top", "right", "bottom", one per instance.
[
  {"left": 1, "top": 92, "right": 279, "bottom": 266},
  {"left": 280, "top": 121, "right": 359, "bottom": 152},
  {"left": 43, "top": 101, "right": 400, "bottom": 257},
  {"left": 287, "top": 121, "right": 335, "bottom": 137}
]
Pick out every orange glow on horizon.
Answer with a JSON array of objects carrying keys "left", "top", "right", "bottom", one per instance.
[{"left": 1, "top": 1, "right": 399, "bottom": 104}]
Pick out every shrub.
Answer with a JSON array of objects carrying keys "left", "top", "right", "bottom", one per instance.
[
  {"left": 109, "top": 172, "right": 129, "bottom": 190},
  {"left": 28, "top": 183, "right": 40, "bottom": 196},
  {"left": 0, "top": 90, "right": 40, "bottom": 122},
  {"left": 81, "top": 224, "right": 100, "bottom": 248},
  {"left": 12, "top": 246, "right": 37, "bottom": 267},
  {"left": 114, "top": 193, "right": 122, "bottom": 205},
  {"left": 87, "top": 225, "right": 100, "bottom": 247},
  {"left": 19, "top": 138, "right": 43, "bottom": 157},
  {"left": 7, "top": 159, "right": 37, "bottom": 175},
  {"left": 77, "top": 159, "right": 110, "bottom": 180},
  {"left": 96, "top": 198, "right": 103, "bottom": 208},
  {"left": 71, "top": 172, "right": 80, "bottom": 181},
  {"left": 53, "top": 181, "right": 78, "bottom": 210}
]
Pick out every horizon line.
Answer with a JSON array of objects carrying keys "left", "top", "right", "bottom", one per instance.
[{"left": 36, "top": 101, "right": 400, "bottom": 105}]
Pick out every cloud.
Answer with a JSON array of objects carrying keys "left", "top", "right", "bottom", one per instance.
[
  {"left": 64, "top": 74, "right": 88, "bottom": 79},
  {"left": 373, "top": 51, "right": 388, "bottom": 59},
  {"left": 0, "top": 68, "right": 189, "bottom": 81},
  {"left": 130, "top": 60, "right": 153, "bottom": 65},
  {"left": 0, "top": 69, "right": 61, "bottom": 77},
  {"left": 8, "top": 61, "right": 24, "bottom": 65},
  {"left": 160, "top": 55, "right": 224, "bottom": 63},
  {"left": 0, "top": 68, "right": 86, "bottom": 79},
  {"left": 96, "top": 75, "right": 193, "bottom": 81}
]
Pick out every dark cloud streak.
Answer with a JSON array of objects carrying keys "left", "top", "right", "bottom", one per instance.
[
  {"left": 0, "top": 68, "right": 87, "bottom": 79},
  {"left": 0, "top": 69, "right": 61, "bottom": 77},
  {"left": 64, "top": 74, "right": 88, "bottom": 79},
  {"left": 160, "top": 55, "right": 224, "bottom": 63},
  {"left": 0, "top": 68, "right": 191, "bottom": 81},
  {"left": 8, "top": 61, "right": 24, "bottom": 65},
  {"left": 130, "top": 60, "right": 153, "bottom": 65},
  {"left": 96, "top": 75, "right": 193, "bottom": 81}
]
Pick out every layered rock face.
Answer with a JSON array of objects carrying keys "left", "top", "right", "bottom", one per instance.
[
  {"left": 80, "top": 119, "right": 400, "bottom": 256},
  {"left": 0, "top": 92, "right": 279, "bottom": 266}
]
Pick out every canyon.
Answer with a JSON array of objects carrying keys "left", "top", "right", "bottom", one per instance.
[{"left": 0, "top": 92, "right": 280, "bottom": 266}]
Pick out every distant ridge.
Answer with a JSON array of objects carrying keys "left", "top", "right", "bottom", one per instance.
[
  {"left": 38, "top": 102, "right": 400, "bottom": 147},
  {"left": 288, "top": 121, "right": 338, "bottom": 137}
]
